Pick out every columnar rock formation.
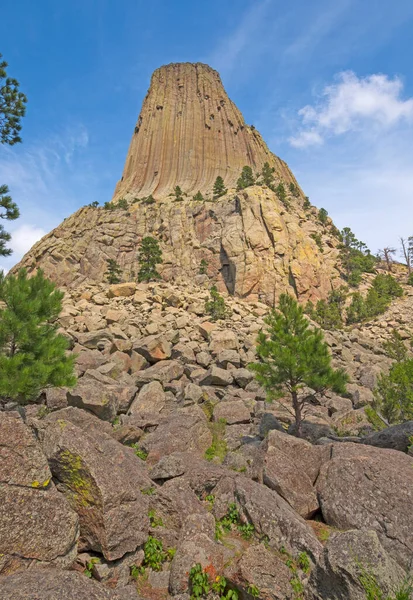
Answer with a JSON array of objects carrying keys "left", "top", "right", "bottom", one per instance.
[
  {"left": 113, "top": 63, "right": 295, "bottom": 200},
  {"left": 14, "top": 62, "right": 342, "bottom": 303}
]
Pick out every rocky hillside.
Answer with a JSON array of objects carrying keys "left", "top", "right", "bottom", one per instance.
[
  {"left": 14, "top": 62, "right": 344, "bottom": 304},
  {"left": 1, "top": 279, "right": 413, "bottom": 599}
]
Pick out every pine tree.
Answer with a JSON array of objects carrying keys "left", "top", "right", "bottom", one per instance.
[
  {"left": 212, "top": 176, "right": 227, "bottom": 199},
  {"left": 205, "top": 286, "right": 230, "bottom": 321},
  {"left": 0, "top": 53, "right": 27, "bottom": 145},
  {"left": 275, "top": 183, "right": 289, "bottom": 208},
  {"left": 261, "top": 162, "right": 275, "bottom": 189},
  {"left": 249, "top": 294, "right": 348, "bottom": 437},
  {"left": 105, "top": 259, "right": 122, "bottom": 284},
  {"left": 289, "top": 182, "right": 300, "bottom": 197},
  {"left": 318, "top": 208, "right": 328, "bottom": 225},
  {"left": 199, "top": 259, "right": 208, "bottom": 275},
  {"left": 236, "top": 166, "right": 255, "bottom": 190},
  {"left": 373, "top": 359, "right": 413, "bottom": 425},
  {"left": 173, "top": 186, "right": 184, "bottom": 201},
  {"left": 137, "top": 237, "right": 163, "bottom": 282},
  {"left": 0, "top": 269, "right": 76, "bottom": 404},
  {"left": 303, "top": 197, "right": 311, "bottom": 210},
  {"left": 0, "top": 53, "right": 27, "bottom": 256},
  {"left": 193, "top": 191, "right": 204, "bottom": 202},
  {"left": 0, "top": 184, "right": 20, "bottom": 256}
]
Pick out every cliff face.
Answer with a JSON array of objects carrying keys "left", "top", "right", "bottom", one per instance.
[
  {"left": 113, "top": 63, "right": 296, "bottom": 200},
  {"left": 14, "top": 62, "right": 342, "bottom": 303}
]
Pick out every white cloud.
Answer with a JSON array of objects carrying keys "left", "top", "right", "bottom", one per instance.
[
  {"left": 290, "top": 71, "right": 413, "bottom": 147},
  {"left": 11, "top": 224, "right": 46, "bottom": 257}
]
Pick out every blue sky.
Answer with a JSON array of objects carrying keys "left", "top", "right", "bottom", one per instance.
[{"left": 1, "top": 0, "right": 413, "bottom": 271}]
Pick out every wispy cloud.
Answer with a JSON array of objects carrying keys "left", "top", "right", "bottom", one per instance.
[
  {"left": 289, "top": 72, "right": 413, "bottom": 147},
  {"left": 0, "top": 124, "right": 92, "bottom": 271}
]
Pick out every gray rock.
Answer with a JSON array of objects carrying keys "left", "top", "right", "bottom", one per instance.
[
  {"left": 129, "top": 381, "right": 166, "bottom": 415},
  {"left": 135, "top": 360, "right": 184, "bottom": 386},
  {"left": 67, "top": 378, "right": 119, "bottom": 421},
  {"left": 362, "top": 421, "right": 413, "bottom": 453},
  {"left": 213, "top": 400, "right": 251, "bottom": 424},
  {"left": 199, "top": 365, "right": 234, "bottom": 386},
  {"left": 259, "top": 413, "right": 284, "bottom": 438},
  {"left": 232, "top": 367, "right": 253, "bottom": 388},
  {"left": 217, "top": 349, "right": 241, "bottom": 368}
]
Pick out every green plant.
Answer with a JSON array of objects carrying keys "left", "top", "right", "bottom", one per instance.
[
  {"left": 407, "top": 273, "right": 413, "bottom": 286},
  {"left": 205, "top": 494, "right": 215, "bottom": 508},
  {"left": 275, "top": 183, "right": 290, "bottom": 208},
  {"left": 84, "top": 557, "right": 100, "bottom": 578},
  {"left": 0, "top": 184, "right": 20, "bottom": 257},
  {"left": 130, "top": 564, "right": 145, "bottom": 579},
  {"left": 205, "top": 286, "right": 231, "bottom": 321},
  {"left": 297, "top": 552, "right": 310, "bottom": 574},
  {"left": 137, "top": 236, "right": 163, "bottom": 282},
  {"left": 173, "top": 185, "right": 184, "bottom": 201},
  {"left": 167, "top": 547, "right": 176, "bottom": 560},
  {"left": 0, "top": 269, "right": 77, "bottom": 404},
  {"left": 289, "top": 182, "right": 300, "bottom": 197},
  {"left": 132, "top": 445, "right": 148, "bottom": 460},
  {"left": 318, "top": 207, "right": 328, "bottom": 224},
  {"left": 199, "top": 259, "right": 208, "bottom": 275},
  {"left": 247, "top": 585, "right": 260, "bottom": 598},
  {"left": 141, "top": 486, "right": 156, "bottom": 495},
  {"left": 358, "top": 563, "right": 413, "bottom": 600},
  {"left": 311, "top": 232, "right": 324, "bottom": 253},
  {"left": 303, "top": 196, "right": 311, "bottom": 210},
  {"left": 148, "top": 509, "right": 164, "bottom": 528},
  {"left": 189, "top": 563, "right": 210, "bottom": 599},
  {"left": 237, "top": 165, "right": 255, "bottom": 190},
  {"left": 212, "top": 575, "right": 228, "bottom": 596},
  {"left": 105, "top": 258, "right": 122, "bottom": 284},
  {"left": 249, "top": 294, "right": 348, "bottom": 437},
  {"left": 142, "top": 194, "right": 155, "bottom": 205},
  {"left": 205, "top": 418, "right": 228, "bottom": 462},
  {"left": 261, "top": 162, "right": 275, "bottom": 189},
  {"left": 87, "top": 200, "right": 99, "bottom": 207},
  {"left": 290, "top": 576, "right": 304, "bottom": 597},
  {"left": 213, "top": 176, "right": 227, "bottom": 199},
  {"left": 193, "top": 191, "right": 204, "bottom": 202},
  {"left": 238, "top": 522, "right": 255, "bottom": 540},
  {"left": 372, "top": 358, "right": 413, "bottom": 425},
  {"left": 339, "top": 227, "right": 377, "bottom": 286},
  {"left": 143, "top": 536, "right": 166, "bottom": 571}
]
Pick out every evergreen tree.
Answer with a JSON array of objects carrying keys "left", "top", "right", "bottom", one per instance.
[
  {"left": 193, "top": 191, "right": 204, "bottom": 202},
  {"left": 261, "top": 162, "right": 275, "bottom": 189},
  {"left": 346, "top": 292, "right": 366, "bottom": 324},
  {"left": 173, "top": 186, "right": 184, "bottom": 201},
  {"left": 105, "top": 259, "right": 122, "bottom": 284},
  {"left": 249, "top": 294, "right": 348, "bottom": 437},
  {"left": 199, "top": 259, "right": 208, "bottom": 275},
  {"left": 205, "top": 285, "right": 230, "bottom": 321},
  {"left": 275, "top": 183, "right": 289, "bottom": 208},
  {"left": 339, "top": 227, "right": 377, "bottom": 286},
  {"left": 289, "top": 182, "right": 300, "bottom": 197},
  {"left": 0, "top": 269, "right": 76, "bottom": 404},
  {"left": 137, "top": 237, "right": 163, "bottom": 282},
  {"left": 318, "top": 208, "right": 328, "bottom": 225},
  {"left": 0, "top": 53, "right": 27, "bottom": 145},
  {"left": 212, "top": 176, "right": 227, "bottom": 199},
  {"left": 303, "top": 197, "right": 311, "bottom": 210},
  {"left": 373, "top": 359, "right": 413, "bottom": 425},
  {"left": 236, "top": 166, "right": 255, "bottom": 190},
  {"left": 0, "top": 53, "right": 27, "bottom": 256},
  {"left": 0, "top": 184, "right": 19, "bottom": 256}
]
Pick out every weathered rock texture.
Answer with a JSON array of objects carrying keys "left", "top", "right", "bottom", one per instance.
[{"left": 113, "top": 62, "right": 295, "bottom": 199}]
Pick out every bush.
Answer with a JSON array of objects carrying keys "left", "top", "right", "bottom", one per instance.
[
  {"left": 173, "top": 185, "right": 183, "bottom": 201},
  {"left": 137, "top": 237, "right": 163, "bottom": 282},
  {"left": 0, "top": 269, "right": 76, "bottom": 404},
  {"left": 193, "top": 191, "right": 204, "bottom": 202},
  {"left": 261, "top": 162, "right": 275, "bottom": 188},
  {"left": 213, "top": 176, "right": 227, "bottom": 199},
  {"left": 339, "top": 227, "right": 377, "bottom": 286},
  {"left": 407, "top": 272, "right": 413, "bottom": 286},
  {"left": 318, "top": 208, "right": 328, "bottom": 224},
  {"left": 311, "top": 232, "right": 324, "bottom": 252},
  {"left": 236, "top": 165, "right": 255, "bottom": 190},
  {"left": 199, "top": 259, "right": 208, "bottom": 275},
  {"left": 289, "top": 182, "right": 300, "bottom": 197},
  {"left": 275, "top": 183, "right": 290, "bottom": 208},
  {"left": 205, "top": 286, "right": 230, "bottom": 321},
  {"left": 303, "top": 196, "right": 311, "bottom": 210},
  {"left": 346, "top": 275, "right": 404, "bottom": 325},
  {"left": 105, "top": 259, "right": 122, "bottom": 284},
  {"left": 373, "top": 359, "right": 413, "bottom": 425}
]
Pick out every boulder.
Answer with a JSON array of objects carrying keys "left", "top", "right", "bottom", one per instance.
[
  {"left": 0, "top": 568, "right": 138, "bottom": 599},
  {"left": 107, "top": 282, "right": 137, "bottom": 298},
  {"left": 184, "top": 383, "right": 204, "bottom": 404},
  {"left": 67, "top": 378, "right": 119, "bottom": 421},
  {"left": 317, "top": 443, "right": 413, "bottom": 570},
  {"left": 41, "top": 419, "right": 152, "bottom": 561},
  {"left": 258, "top": 413, "right": 284, "bottom": 438},
  {"left": 76, "top": 330, "right": 113, "bottom": 350},
  {"left": 129, "top": 381, "right": 166, "bottom": 415},
  {"left": 209, "top": 330, "right": 238, "bottom": 354},
  {"left": 213, "top": 400, "right": 251, "bottom": 425},
  {"left": 307, "top": 530, "right": 407, "bottom": 600},
  {"left": 217, "top": 349, "right": 241, "bottom": 368},
  {"left": 135, "top": 360, "right": 184, "bottom": 386},
  {"left": 232, "top": 368, "right": 254, "bottom": 388},
  {"left": 199, "top": 366, "right": 234, "bottom": 386},
  {"left": 362, "top": 421, "right": 413, "bottom": 453},
  {"left": 133, "top": 334, "right": 172, "bottom": 363}
]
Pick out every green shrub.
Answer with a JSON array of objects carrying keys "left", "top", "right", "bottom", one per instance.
[
  {"left": 213, "top": 176, "right": 227, "bottom": 199},
  {"left": 143, "top": 536, "right": 166, "bottom": 571},
  {"left": 199, "top": 259, "right": 208, "bottom": 275},
  {"left": 289, "top": 182, "right": 300, "bottom": 197},
  {"left": 193, "top": 191, "right": 204, "bottom": 202},
  {"left": 373, "top": 359, "right": 413, "bottom": 425},
  {"left": 311, "top": 232, "right": 324, "bottom": 253},
  {"left": 261, "top": 162, "right": 275, "bottom": 189},
  {"left": 105, "top": 259, "right": 122, "bottom": 284},
  {"left": 275, "top": 183, "right": 290, "bottom": 208},
  {"left": 205, "top": 286, "right": 231, "bottom": 321},
  {"left": 137, "top": 237, "right": 163, "bottom": 282},
  {"left": 303, "top": 196, "right": 311, "bottom": 210},
  {"left": 339, "top": 227, "right": 377, "bottom": 286},
  {"left": 237, "top": 166, "right": 255, "bottom": 190},
  {"left": 318, "top": 207, "right": 328, "bottom": 224},
  {"left": 407, "top": 272, "right": 413, "bottom": 286},
  {"left": 0, "top": 269, "right": 76, "bottom": 404},
  {"left": 173, "top": 185, "right": 184, "bottom": 201}
]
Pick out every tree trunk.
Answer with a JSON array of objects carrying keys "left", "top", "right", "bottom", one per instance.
[{"left": 291, "top": 390, "right": 302, "bottom": 437}]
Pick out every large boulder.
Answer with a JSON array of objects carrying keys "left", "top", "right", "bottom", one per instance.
[
  {"left": 362, "top": 421, "right": 413, "bottom": 453},
  {"left": 0, "top": 568, "right": 138, "bottom": 599},
  {"left": 133, "top": 334, "right": 172, "bottom": 363},
  {"left": 67, "top": 378, "right": 119, "bottom": 421},
  {"left": 129, "top": 380, "right": 166, "bottom": 415},
  {"left": 135, "top": 360, "right": 184, "bottom": 386},
  {"left": 307, "top": 530, "right": 407, "bottom": 600},
  {"left": 0, "top": 412, "right": 78, "bottom": 575},
  {"left": 317, "top": 443, "right": 413, "bottom": 570},
  {"left": 40, "top": 418, "right": 152, "bottom": 561}
]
